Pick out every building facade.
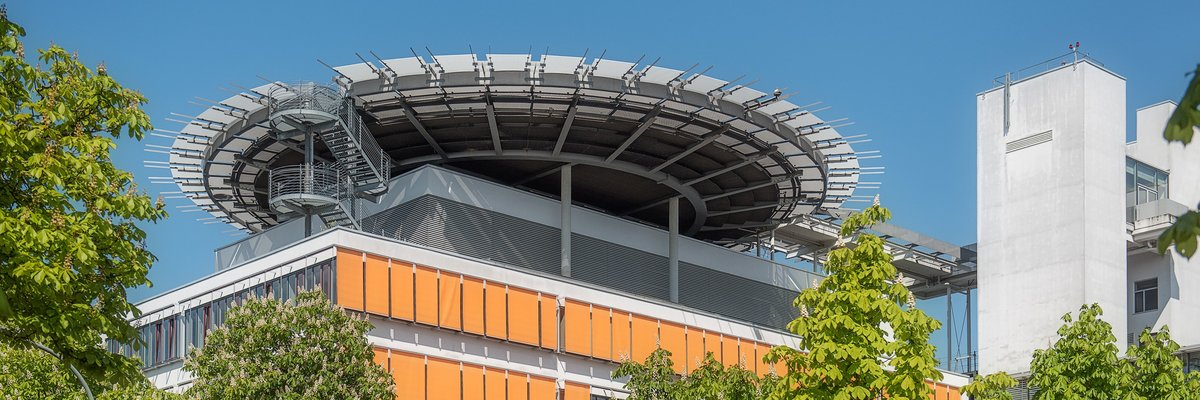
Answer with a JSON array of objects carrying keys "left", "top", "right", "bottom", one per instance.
[
  {"left": 126, "top": 53, "right": 972, "bottom": 398},
  {"left": 977, "top": 55, "right": 1200, "bottom": 383}
]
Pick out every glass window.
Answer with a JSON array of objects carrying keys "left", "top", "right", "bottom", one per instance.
[
  {"left": 1126, "top": 158, "right": 1169, "bottom": 207},
  {"left": 1134, "top": 278, "right": 1158, "bottom": 313}
]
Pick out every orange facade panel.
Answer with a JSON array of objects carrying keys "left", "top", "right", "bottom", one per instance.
[
  {"left": 485, "top": 368, "right": 506, "bottom": 400},
  {"left": 630, "top": 314, "right": 658, "bottom": 363},
  {"left": 393, "top": 352, "right": 425, "bottom": 400},
  {"left": 685, "top": 327, "right": 704, "bottom": 373},
  {"left": 414, "top": 266, "right": 439, "bottom": 326},
  {"left": 390, "top": 262, "right": 414, "bottom": 321},
  {"left": 372, "top": 347, "right": 389, "bottom": 372},
  {"left": 754, "top": 342, "right": 771, "bottom": 376},
  {"left": 948, "top": 386, "right": 961, "bottom": 400},
  {"left": 364, "top": 254, "right": 390, "bottom": 316},
  {"left": 439, "top": 272, "right": 462, "bottom": 330},
  {"left": 739, "top": 338, "right": 755, "bottom": 372},
  {"left": 335, "top": 248, "right": 363, "bottom": 311},
  {"left": 529, "top": 375, "right": 556, "bottom": 400},
  {"left": 591, "top": 306, "right": 612, "bottom": 361},
  {"left": 462, "top": 277, "right": 485, "bottom": 335},
  {"left": 722, "top": 335, "right": 740, "bottom": 368},
  {"left": 564, "top": 382, "right": 591, "bottom": 400},
  {"left": 508, "top": 287, "right": 541, "bottom": 346},
  {"left": 507, "top": 372, "right": 529, "bottom": 400},
  {"left": 703, "top": 331, "right": 722, "bottom": 365},
  {"left": 426, "top": 357, "right": 460, "bottom": 400},
  {"left": 659, "top": 321, "right": 686, "bottom": 374},
  {"left": 563, "top": 300, "right": 591, "bottom": 357},
  {"left": 462, "top": 363, "right": 484, "bottom": 400},
  {"left": 485, "top": 283, "right": 507, "bottom": 340},
  {"left": 539, "top": 294, "right": 558, "bottom": 350},
  {"left": 612, "top": 311, "right": 632, "bottom": 362}
]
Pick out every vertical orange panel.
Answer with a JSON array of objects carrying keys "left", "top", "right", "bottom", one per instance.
[
  {"left": 414, "top": 266, "right": 439, "bottom": 326},
  {"left": 427, "top": 357, "right": 460, "bottom": 400},
  {"left": 591, "top": 306, "right": 612, "bottom": 361},
  {"left": 611, "top": 311, "right": 632, "bottom": 362},
  {"left": 703, "top": 331, "right": 721, "bottom": 365},
  {"left": 462, "top": 363, "right": 484, "bottom": 400},
  {"left": 438, "top": 271, "right": 462, "bottom": 330},
  {"left": 659, "top": 321, "right": 686, "bottom": 374},
  {"left": 948, "top": 386, "right": 960, "bottom": 400},
  {"left": 738, "top": 338, "right": 754, "bottom": 372},
  {"left": 485, "top": 368, "right": 506, "bottom": 400},
  {"left": 630, "top": 314, "right": 658, "bottom": 363},
  {"left": 335, "top": 248, "right": 363, "bottom": 311},
  {"left": 684, "top": 327, "right": 703, "bottom": 373},
  {"left": 393, "top": 352, "right": 425, "bottom": 400},
  {"left": 462, "top": 277, "right": 485, "bottom": 335},
  {"left": 372, "top": 347, "right": 389, "bottom": 371},
  {"left": 507, "top": 372, "right": 528, "bottom": 400},
  {"left": 507, "top": 287, "right": 540, "bottom": 346},
  {"left": 754, "top": 343, "right": 771, "bottom": 376},
  {"left": 564, "top": 382, "right": 590, "bottom": 400},
  {"left": 539, "top": 293, "right": 558, "bottom": 350},
  {"left": 529, "top": 375, "right": 556, "bottom": 400},
  {"left": 563, "top": 300, "right": 591, "bottom": 356},
  {"left": 364, "top": 254, "right": 390, "bottom": 316},
  {"left": 485, "top": 283, "right": 507, "bottom": 340},
  {"left": 722, "top": 335, "right": 740, "bottom": 368},
  {"left": 390, "top": 262, "right": 414, "bottom": 321}
]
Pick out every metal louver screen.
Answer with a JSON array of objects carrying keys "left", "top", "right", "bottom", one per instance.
[
  {"left": 360, "top": 194, "right": 797, "bottom": 329},
  {"left": 571, "top": 233, "right": 670, "bottom": 301},
  {"left": 679, "top": 262, "right": 800, "bottom": 328},
  {"left": 360, "top": 195, "right": 561, "bottom": 275}
]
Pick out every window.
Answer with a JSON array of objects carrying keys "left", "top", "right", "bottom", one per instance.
[
  {"left": 1134, "top": 278, "right": 1158, "bottom": 313},
  {"left": 1126, "top": 158, "right": 1169, "bottom": 207}
]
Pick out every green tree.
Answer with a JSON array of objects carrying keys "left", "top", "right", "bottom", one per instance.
[
  {"left": 1027, "top": 304, "right": 1123, "bottom": 400},
  {"left": 1124, "top": 327, "right": 1193, "bottom": 400},
  {"left": 0, "top": 342, "right": 179, "bottom": 400},
  {"left": 183, "top": 291, "right": 394, "bottom": 400},
  {"left": 767, "top": 202, "right": 943, "bottom": 400},
  {"left": 0, "top": 7, "right": 165, "bottom": 388},
  {"left": 962, "top": 372, "right": 1017, "bottom": 400},
  {"left": 1157, "top": 64, "right": 1200, "bottom": 258},
  {"left": 613, "top": 348, "right": 778, "bottom": 400}
]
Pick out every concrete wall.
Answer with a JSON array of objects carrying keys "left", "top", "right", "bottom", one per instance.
[
  {"left": 977, "top": 60, "right": 1128, "bottom": 375},
  {"left": 1127, "top": 101, "right": 1200, "bottom": 348}
]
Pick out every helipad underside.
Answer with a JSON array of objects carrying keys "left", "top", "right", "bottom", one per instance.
[{"left": 168, "top": 53, "right": 864, "bottom": 242}]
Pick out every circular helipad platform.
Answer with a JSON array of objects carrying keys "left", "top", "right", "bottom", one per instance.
[{"left": 167, "top": 53, "right": 864, "bottom": 241}]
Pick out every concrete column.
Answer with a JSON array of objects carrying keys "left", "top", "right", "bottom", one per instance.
[
  {"left": 966, "top": 287, "right": 973, "bottom": 372},
  {"left": 304, "top": 128, "right": 314, "bottom": 237},
  {"left": 560, "top": 164, "right": 572, "bottom": 278},
  {"left": 946, "top": 285, "right": 953, "bottom": 370},
  {"left": 669, "top": 197, "right": 680, "bottom": 303}
]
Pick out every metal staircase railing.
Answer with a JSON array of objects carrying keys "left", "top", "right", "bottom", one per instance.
[{"left": 266, "top": 82, "right": 392, "bottom": 230}]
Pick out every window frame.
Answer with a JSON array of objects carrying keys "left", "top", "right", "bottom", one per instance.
[{"left": 1133, "top": 278, "right": 1159, "bottom": 314}]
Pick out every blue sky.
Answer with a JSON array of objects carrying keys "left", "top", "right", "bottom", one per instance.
[{"left": 11, "top": 0, "right": 1198, "bottom": 369}]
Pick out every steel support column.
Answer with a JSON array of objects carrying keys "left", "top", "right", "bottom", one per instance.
[
  {"left": 561, "top": 164, "right": 572, "bottom": 278},
  {"left": 946, "top": 285, "right": 954, "bottom": 370},
  {"left": 669, "top": 197, "right": 680, "bottom": 303}
]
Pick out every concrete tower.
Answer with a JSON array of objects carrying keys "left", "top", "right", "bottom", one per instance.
[{"left": 977, "top": 59, "right": 1128, "bottom": 375}]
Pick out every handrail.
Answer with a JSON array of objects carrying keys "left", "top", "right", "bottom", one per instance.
[
  {"left": 268, "top": 163, "right": 347, "bottom": 202},
  {"left": 335, "top": 98, "right": 391, "bottom": 187}
]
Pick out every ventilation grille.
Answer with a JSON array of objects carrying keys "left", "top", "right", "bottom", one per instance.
[
  {"left": 679, "top": 262, "right": 800, "bottom": 328},
  {"left": 361, "top": 195, "right": 561, "bottom": 275},
  {"left": 361, "top": 194, "right": 797, "bottom": 329},
  {"left": 1006, "top": 378, "right": 1038, "bottom": 400},
  {"left": 1006, "top": 130, "right": 1053, "bottom": 153}
]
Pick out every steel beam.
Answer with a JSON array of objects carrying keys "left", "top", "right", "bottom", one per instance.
[
  {"left": 553, "top": 100, "right": 578, "bottom": 156},
  {"left": 394, "top": 95, "right": 448, "bottom": 159},
  {"left": 706, "top": 202, "right": 780, "bottom": 217},
  {"left": 606, "top": 105, "right": 662, "bottom": 162},
  {"left": 682, "top": 148, "right": 775, "bottom": 186},
  {"left": 485, "top": 94, "right": 504, "bottom": 155},
  {"left": 648, "top": 126, "right": 728, "bottom": 173}
]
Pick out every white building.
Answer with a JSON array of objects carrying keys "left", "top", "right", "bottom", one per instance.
[{"left": 977, "top": 54, "right": 1200, "bottom": 385}]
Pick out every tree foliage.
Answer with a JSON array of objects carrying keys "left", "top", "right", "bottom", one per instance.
[
  {"left": 1123, "top": 327, "right": 1199, "bottom": 400},
  {"left": 1028, "top": 304, "right": 1123, "bottom": 399},
  {"left": 613, "top": 348, "right": 778, "bottom": 400},
  {"left": 767, "top": 203, "right": 943, "bottom": 400},
  {"left": 0, "top": 342, "right": 179, "bottom": 400},
  {"left": 1158, "top": 64, "right": 1200, "bottom": 258},
  {"left": 962, "top": 372, "right": 1017, "bottom": 400},
  {"left": 0, "top": 7, "right": 165, "bottom": 388},
  {"left": 183, "top": 291, "right": 394, "bottom": 400}
]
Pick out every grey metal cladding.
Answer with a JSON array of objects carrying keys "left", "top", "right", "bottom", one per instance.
[
  {"left": 360, "top": 195, "right": 561, "bottom": 275},
  {"left": 570, "top": 233, "right": 671, "bottom": 301},
  {"left": 679, "top": 262, "right": 800, "bottom": 329}
]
